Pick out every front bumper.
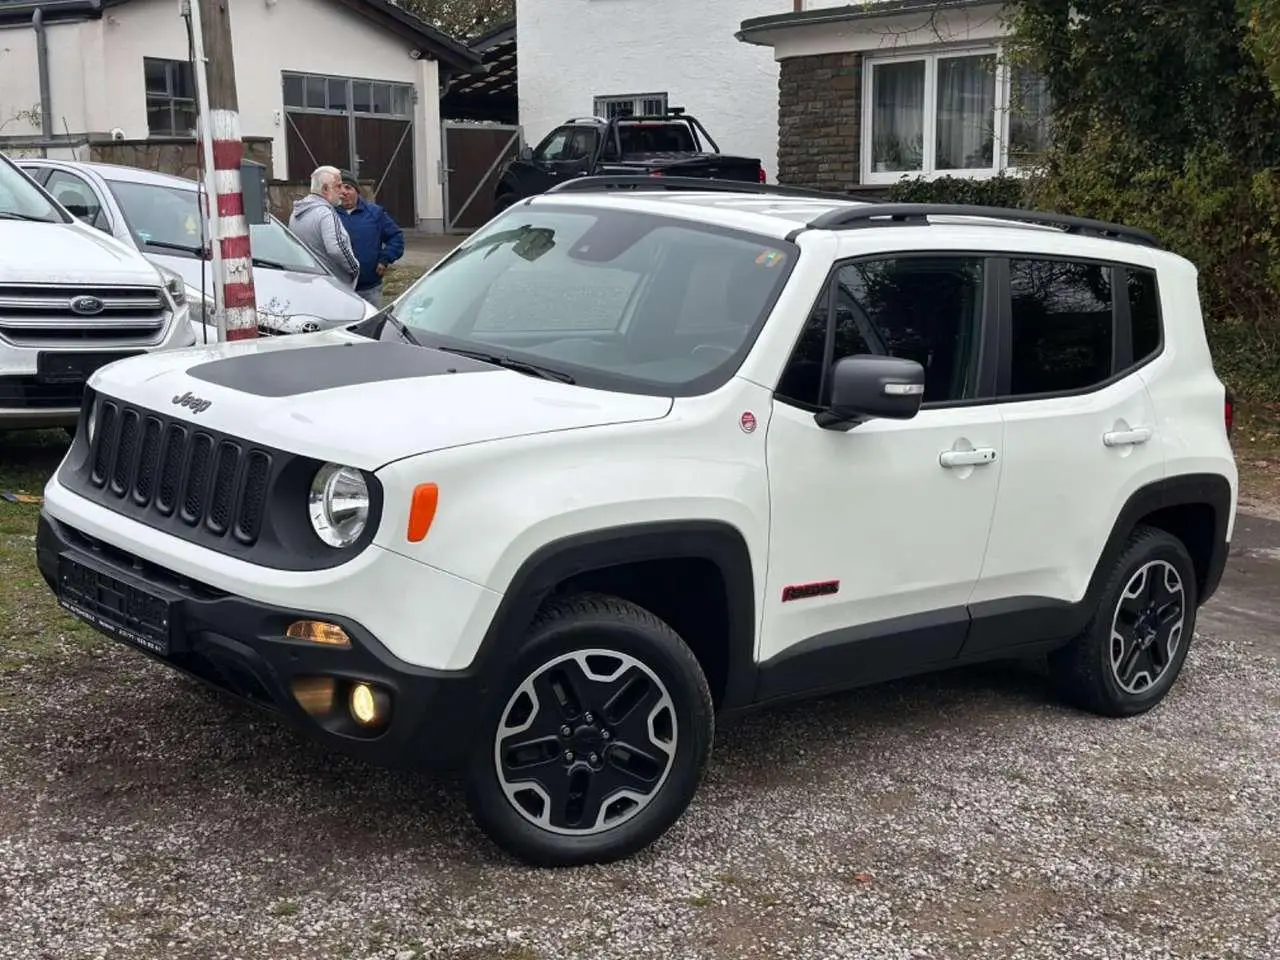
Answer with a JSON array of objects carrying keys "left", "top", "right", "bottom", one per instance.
[{"left": 36, "top": 511, "right": 491, "bottom": 772}]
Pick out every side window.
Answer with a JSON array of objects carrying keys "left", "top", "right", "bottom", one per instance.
[
  {"left": 45, "top": 170, "right": 107, "bottom": 231},
  {"left": 533, "top": 127, "right": 571, "bottom": 162},
  {"left": 1126, "top": 267, "right": 1162, "bottom": 364},
  {"left": 564, "top": 127, "right": 599, "bottom": 162},
  {"left": 1007, "top": 258, "right": 1113, "bottom": 396},
  {"left": 775, "top": 255, "right": 985, "bottom": 408}
]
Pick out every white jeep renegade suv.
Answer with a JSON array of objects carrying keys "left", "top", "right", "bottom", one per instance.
[{"left": 34, "top": 177, "right": 1238, "bottom": 867}]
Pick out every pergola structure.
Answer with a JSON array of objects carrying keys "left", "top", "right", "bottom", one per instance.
[{"left": 440, "top": 20, "right": 516, "bottom": 124}]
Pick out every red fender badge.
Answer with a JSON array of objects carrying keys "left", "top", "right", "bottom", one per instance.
[{"left": 739, "top": 411, "right": 757, "bottom": 433}]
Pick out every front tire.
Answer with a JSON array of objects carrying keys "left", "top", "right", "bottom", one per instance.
[
  {"left": 1048, "top": 526, "right": 1198, "bottom": 717},
  {"left": 464, "top": 593, "right": 714, "bottom": 867}
]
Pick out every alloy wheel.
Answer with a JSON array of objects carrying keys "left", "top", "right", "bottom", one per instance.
[
  {"left": 493, "top": 649, "right": 678, "bottom": 836},
  {"left": 1109, "top": 559, "right": 1186, "bottom": 695}
]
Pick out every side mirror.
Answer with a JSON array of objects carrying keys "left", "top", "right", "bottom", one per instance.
[
  {"left": 518, "top": 145, "right": 534, "bottom": 161},
  {"left": 816, "top": 354, "right": 925, "bottom": 430}
]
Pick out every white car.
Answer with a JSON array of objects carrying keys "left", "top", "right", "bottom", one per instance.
[
  {"left": 0, "top": 151, "right": 192, "bottom": 431},
  {"left": 14, "top": 158, "right": 378, "bottom": 341},
  {"left": 35, "top": 177, "right": 1238, "bottom": 867}
]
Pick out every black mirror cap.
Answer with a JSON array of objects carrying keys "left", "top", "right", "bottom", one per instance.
[{"left": 816, "top": 354, "right": 926, "bottom": 430}]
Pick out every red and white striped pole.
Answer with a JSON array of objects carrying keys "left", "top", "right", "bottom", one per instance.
[{"left": 190, "top": 0, "right": 256, "bottom": 342}]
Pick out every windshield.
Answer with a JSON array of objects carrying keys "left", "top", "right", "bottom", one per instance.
[
  {"left": 103, "top": 178, "right": 327, "bottom": 273},
  {"left": 384, "top": 204, "right": 797, "bottom": 396},
  {"left": 0, "top": 154, "right": 66, "bottom": 223}
]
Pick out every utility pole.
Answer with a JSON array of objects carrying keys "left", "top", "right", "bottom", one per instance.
[{"left": 189, "top": 0, "right": 257, "bottom": 341}]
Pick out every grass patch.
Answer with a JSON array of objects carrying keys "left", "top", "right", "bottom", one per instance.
[{"left": 0, "top": 428, "right": 109, "bottom": 672}]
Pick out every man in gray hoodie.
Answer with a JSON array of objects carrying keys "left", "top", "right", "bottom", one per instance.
[{"left": 288, "top": 165, "right": 360, "bottom": 288}]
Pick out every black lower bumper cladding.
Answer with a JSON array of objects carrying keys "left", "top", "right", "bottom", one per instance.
[{"left": 35, "top": 511, "right": 486, "bottom": 772}]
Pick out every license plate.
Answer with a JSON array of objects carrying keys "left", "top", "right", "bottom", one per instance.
[
  {"left": 57, "top": 555, "right": 179, "bottom": 657},
  {"left": 36, "top": 352, "right": 133, "bottom": 385}
]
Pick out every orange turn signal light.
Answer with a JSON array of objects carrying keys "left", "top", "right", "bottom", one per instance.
[
  {"left": 285, "top": 620, "right": 351, "bottom": 647},
  {"left": 407, "top": 482, "right": 439, "bottom": 543}
]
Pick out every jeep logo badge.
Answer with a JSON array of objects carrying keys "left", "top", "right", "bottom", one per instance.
[
  {"left": 70, "top": 295, "right": 105, "bottom": 316},
  {"left": 172, "top": 391, "right": 212, "bottom": 414}
]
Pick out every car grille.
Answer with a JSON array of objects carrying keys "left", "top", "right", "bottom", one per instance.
[
  {"left": 0, "top": 284, "right": 169, "bottom": 347},
  {"left": 86, "top": 397, "right": 272, "bottom": 546}
]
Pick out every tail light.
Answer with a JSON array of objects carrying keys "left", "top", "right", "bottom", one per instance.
[
  {"left": 648, "top": 170, "right": 665, "bottom": 177},
  {"left": 758, "top": 166, "right": 767, "bottom": 183},
  {"left": 1224, "top": 388, "right": 1235, "bottom": 439}
]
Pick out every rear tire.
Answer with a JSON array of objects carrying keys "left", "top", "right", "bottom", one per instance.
[
  {"left": 464, "top": 593, "right": 714, "bottom": 867},
  {"left": 1048, "top": 525, "right": 1198, "bottom": 717}
]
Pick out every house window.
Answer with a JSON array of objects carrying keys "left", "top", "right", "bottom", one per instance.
[
  {"left": 861, "top": 48, "right": 1052, "bottom": 183},
  {"left": 282, "top": 72, "right": 415, "bottom": 117},
  {"left": 144, "top": 57, "right": 197, "bottom": 138},
  {"left": 592, "top": 92, "right": 668, "bottom": 120}
]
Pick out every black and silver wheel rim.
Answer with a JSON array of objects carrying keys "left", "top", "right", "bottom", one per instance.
[
  {"left": 493, "top": 649, "right": 678, "bottom": 836},
  {"left": 1110, "top": 559, "right": 1186, "bottom": 695}
]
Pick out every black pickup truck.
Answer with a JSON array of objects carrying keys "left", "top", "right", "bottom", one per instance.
[{"left": 492, "top": 109, "right": 765, "bottom": 212}]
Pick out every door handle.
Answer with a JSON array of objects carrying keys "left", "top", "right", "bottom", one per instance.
[
  {"left": 939, "top": 447, "right": 998, "bottom": 468},
  {"left": 1102, "top": 427, "right": 1152, "bottom": 447}
]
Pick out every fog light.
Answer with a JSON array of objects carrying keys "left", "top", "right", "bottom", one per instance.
[
  {"left": 286, "top": 620, "right": 351, "bottom": 647},
  {"left": 349, "top": 681, "right": 390, "bottom": 728}
]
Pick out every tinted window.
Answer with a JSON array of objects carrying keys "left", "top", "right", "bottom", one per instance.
[
  {"left": 776, "top": 256, "right": 985, "bottom": 408},
  {"left": 390, "top": 206, "right": 796, "bottom": 396},
  {"left": 534, "top": 128, "right": 570, "bottom": 162},
  {"left": 1007, "top": 258, "right": 1113, "bottom": 395},
  {"left": 617, "top": 122, "right": 698, "bottom": 154},
  {"left": 1127, "top": 267, "right": 1161, "bottom": 363},
  {"left": 45, "top": 170, "right": 108, "bottom": 231}
]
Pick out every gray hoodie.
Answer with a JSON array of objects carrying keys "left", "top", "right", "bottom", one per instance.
[{"left": 288, "top": 193, "right": 360, "bottom": 287}]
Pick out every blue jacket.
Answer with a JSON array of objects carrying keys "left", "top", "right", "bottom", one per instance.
[{"left": 340, "top": 197, "right": 405, "bottom": 291}]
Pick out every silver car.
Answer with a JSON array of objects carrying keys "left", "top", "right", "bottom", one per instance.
[{"left": 16, "top": 158, "right": 378, "bottom": 340}]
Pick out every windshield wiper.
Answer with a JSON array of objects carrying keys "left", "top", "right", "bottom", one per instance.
[
  {"left": 144, "top": 239, "right": 205, "bottom": 256},
  {"left": 251, "top": 257, "right": 290, "bottom": 270},
  {"left": 0, "top": 211, "right": 54, "bottom": 222},
  {"left": 379, "top": 309, "right": 424, "bottom": 348},
  {"left": 437, "top": 346, "right": 575, "bottom": 384}
]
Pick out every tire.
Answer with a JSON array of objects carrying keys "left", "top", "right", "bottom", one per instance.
[
  {"left": 464, "top": 592, "right": 714, "bottom": 867},
  {"left": 493, "top": 192, "right": 516, "bottom": 214},
  {"left": 1048, "top": 525, "right": 1199, "bottom": 717}
]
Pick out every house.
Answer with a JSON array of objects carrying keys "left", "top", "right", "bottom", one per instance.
[
  {"left": 0, "top": 0, "right": 481, "bottom": 231},
  {"left": 515, "top": 0, "right": 788, "bottom": 182},
  {"left": 736, "top": 0, "right": 1053, "bottom": 194}
]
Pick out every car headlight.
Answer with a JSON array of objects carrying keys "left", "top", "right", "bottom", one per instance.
[
  {"left": 165, "top": 274, "right": 187, "bottom": 307},
  {"left": 308, "top": 463, "right": 370, "bottom": 548}
]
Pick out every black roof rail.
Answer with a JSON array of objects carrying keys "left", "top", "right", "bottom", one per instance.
[
  {"left": 542, "top": 175, "right": 871, "bottom": 203},
  {"left": 805, "top": 202, "right": 1161, "bottom": 248}
]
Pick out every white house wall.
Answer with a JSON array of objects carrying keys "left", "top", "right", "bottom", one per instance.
[
  {"left": 0, "top": 0, "right": 444, "bottom": 229},
  {"left": 517, "top": 0, "right": 787, "bottom": 182}
]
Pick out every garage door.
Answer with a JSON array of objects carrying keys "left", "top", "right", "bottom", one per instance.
[{"left": 282, "top": 72, "right": 417, "bottom": 226}]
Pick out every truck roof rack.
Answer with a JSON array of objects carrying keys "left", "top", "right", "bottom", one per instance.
[
  {"left": 543, "top": 174, "right": 869, "bottom": 203},
  {"left": 805, "top": 202, "right": 1161, "bottom": 248}
]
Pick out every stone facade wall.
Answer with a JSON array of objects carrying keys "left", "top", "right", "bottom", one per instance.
[
  {"left": 87, "top": 137, "right": 274, "bottom": 180},
  {"left": 776, "top": 52, "right": 863, "bottom": 193}
]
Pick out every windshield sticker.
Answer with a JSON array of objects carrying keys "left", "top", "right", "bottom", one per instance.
[{"left": 755, "top": 249, "right": 785, "bottom": 268}]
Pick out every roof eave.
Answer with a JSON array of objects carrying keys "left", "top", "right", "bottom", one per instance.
[{"left": 737, "top": 0, "right": 995, "bottom": 46}]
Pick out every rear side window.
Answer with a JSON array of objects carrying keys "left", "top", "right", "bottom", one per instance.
[
  {"left": 1127, "top": 267, "right": 1162, "bottom": 363},
  {"left": 1006, "top": 258, "right": 1113, "bottom": 396}
]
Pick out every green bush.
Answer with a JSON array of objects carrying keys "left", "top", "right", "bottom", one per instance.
[
  {"left": 1010, "top": 0, "right": 1280, "bottom": 403},
  {"left": 886, "top": 174, "right": 1029, "bottom": 209}
]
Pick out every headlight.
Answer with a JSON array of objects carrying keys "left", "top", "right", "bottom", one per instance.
[
  {"left": 165, "top": 274, "right": 187, "bottom": 307},
  {"left": 308, "top": 463, "right": 370, "bottom": 548},
  {"left": 185, "top": 285, "right": 217, "bottom": 342}
]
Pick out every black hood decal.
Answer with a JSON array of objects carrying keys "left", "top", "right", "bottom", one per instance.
[{"left": 184, "top": 341, "right": 495, "bottom": 397}]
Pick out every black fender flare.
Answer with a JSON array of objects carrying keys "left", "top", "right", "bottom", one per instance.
[
  {"left": 468, "top": 520, "right": 759, "bottom": 710},
  {"left": 1085, "top": 471, "right": 1233, "bottom": 611}
]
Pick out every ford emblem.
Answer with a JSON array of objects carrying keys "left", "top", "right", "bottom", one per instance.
[{"left": 70, "top": 295, "right": 105, "bottom": 316}]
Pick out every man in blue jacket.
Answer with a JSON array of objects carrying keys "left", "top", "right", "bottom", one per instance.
[{"left": 336, "top": 170, "right": 405, "bottom": 308}]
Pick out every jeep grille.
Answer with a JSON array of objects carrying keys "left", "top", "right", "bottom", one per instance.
[{"left": 86, "top": 397, "right": 270, "bottom": 546}]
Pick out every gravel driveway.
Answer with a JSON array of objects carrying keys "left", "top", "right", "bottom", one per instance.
[{"left": 1, "top": 616, "right": 1277, "bottom": 960}]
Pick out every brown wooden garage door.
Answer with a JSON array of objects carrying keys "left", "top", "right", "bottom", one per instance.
[
  {"left": 443, "top": 122, "right": 521, "bottom": 231},
  {"left": 282, "top": 71, "right": 417, "bottom": 227}
]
